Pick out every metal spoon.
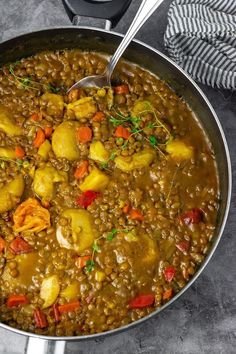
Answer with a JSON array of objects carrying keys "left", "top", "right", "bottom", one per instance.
[{"left": 68, "top": 0, "right": 165, "bottom": 91}]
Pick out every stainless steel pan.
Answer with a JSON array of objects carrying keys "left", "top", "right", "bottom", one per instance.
[{"left": 0, "top": 2, "right": 232, "bottom": 353}]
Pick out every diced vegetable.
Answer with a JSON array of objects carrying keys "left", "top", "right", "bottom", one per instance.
[
  {"left": 114, "top": 125, "right": 130, "bottom": 139},
  {"left": 33, "top": 128, "right": 46, "bottom": 148},
  {"left": 44, "top": 126, "right": 53, "bottom": 138},
  {"left": 61, "top": 282, "right": 79, "bottom": 301},
  {"left": 76, "top": 190, "right": 100, "bottom": 208},
  {"left": 164, "top": 266, "right": 176, "bottom": 283},
  {"left": 74, "top": 160, "right": 89, "bottom": 180},
  {"left": 166, "top": 140, "right": 193, "bottom": 160},
  {"left": 15, "top": 146, "right": 25, "bottom": 159},
  {"left": 40, "top": 275, "right": 60, "bottom": 308},
  {"left": 67, "top": 97, "right": 97, "bottom": 120},
  {"left": 129, "top": 209, "right": 144, "bottom": 221},
  {"left": 0, "top": 147, "right": 16, "bottom": 159},
  {"left": 0, "top": 236, "right": 5, "bottom": 253},
  {"left": 52, "top": 121, "right": 80, "bottom": 160},
  {"left": 76, "top": 255, "right": 91, "bottom": 269},
  {"left": 34, "top": 308, "right": 48, "bottom": 328},
  {"left": 37, "top": 140, "right": 51, "bottom": 159},
  {"left": 13, "top": 198, "right": 51, "bottom": 233},
  {"left": 107, "top": 88, "right": 114, "bottom": 109},
  {"left": 58, "top": 301, "right": 80, "bottom": 313},
  {"left": 68, "top": 88, "right": 81, "bottom": 103},
  {"left": 114, "top": 85, "right": 129, "bottom": 95},
  {"left": 30, "top": 112, "right": 42, "bottom": 122},
  {"left": 89, "top": 141, "right": 109, "bottom": 163},
  {"left": 7, "top": 294, "right": 29, "bottom": 308},
  {"left": 180, "top": 208, "right": 203, "bottom": 225},
  {"left": 0, "top": 104, "right": 23, "bottom": 136},
  {"left": 79, "top": 168, "right": 109, "bottom": 192},
  {"left": 176, "top": 240, "right": 190, "bottom": 253},
  {"left": 33, "top": 165, "right": 67, "bottom": 201},
  {"left": 162, "top": 288, "right": 173, "bottom": 300},
  {"left": 131, "top": 100, "right": 151, "bottom": 117},
  {"left": 9, "top": 237, "right": 33, "bottom": 255},
  {"left": 129, "top": 294, "right": 155, "bottom": 308},
  {"left": 40, "top": 92, "right": 64, "bottom": 117},
  {"left": 0, "top": 175, "right": 25, "bottom": 213},
  {"left": 115, "top": 149, "right": 155, "bottom": 172},
  {"left": 57, "top": 209, "right": 99, "bottom": 253},
  {"left": 94, "top": 270, "right": 105, "bottom": 282},
  {"left": 92, "top": 111, "right": 105, "bottom": 122},
  {"left": 76, "top": 126, "right": 92, "bottom": 144},
  {"left": 52, "top": 304, "right": 60, "bottom": 323}
]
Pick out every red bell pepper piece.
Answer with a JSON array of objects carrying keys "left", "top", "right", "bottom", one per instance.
[
  {"left": 129, "top": 294, "right": 155, "bottom": 309},
  {"left": 180, "top": 208, "right": 203, "bottom": 225},
  {"left": 9, "top": 237, "right": 33, "bottom": 255},
  {"left": 76, "top": 190, "right": 100, "bottom": 209},
  {"left": 7, "top": 294, "right": 29, "bottom": 308},
  {"left": 34, "top": 308, "right": 48, "bottom": 328},
  {"left": 176, "top": 240, "right": 190, "bottom": 253},
  {"left": 52, "top": 304, "right": 60, "bottom": 323},
  {"left": 164, "top": 266, "right": 176, "bottom": 283}
]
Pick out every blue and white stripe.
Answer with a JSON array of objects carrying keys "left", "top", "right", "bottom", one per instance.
[{"left": 164, "top": 0, "right": 236, "bottom": 90}]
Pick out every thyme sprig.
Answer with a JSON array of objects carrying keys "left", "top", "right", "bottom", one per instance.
[
  {"left": 100, "top": 151, "right": 117, "bottom": 170},
  {"left": 8, "top": 64, "right": 61, "bottom": 93},
  {"left": 86, "top": 228, "right": 130, "bottom": 272}
]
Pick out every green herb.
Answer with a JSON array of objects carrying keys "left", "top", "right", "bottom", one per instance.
[
  {"left": 149, "top": 135, "right": 157, "bottom": 147},
  {"left": 92, "top": 242, "right": 100, "bottom": 252},
  {"left": 100, "top": 150, "right": 117, "bottom": 170},
  {"left": 47, "top": 84, "right": 61, "bottom": 93},
  {"left": 107, "top": 228, "right": 118, "bottom": 241},
  {"left": 147, "top": 122, "right": 155, "bottom": 129},
  {"left": 0, "top": 157, "right": 30, "bottom": 170},
  {"left": 86, "top": 259, "right": 95, "bottom": 273}
]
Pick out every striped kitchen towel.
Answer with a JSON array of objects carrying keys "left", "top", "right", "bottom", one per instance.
[{"left": 164, "top": 0, "right": 236, "bottom": 90}]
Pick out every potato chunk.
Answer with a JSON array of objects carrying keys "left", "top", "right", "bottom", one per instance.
[
  {"left": 33, "top": 165, "right": 67, "bottom": 201},
  {"left": 89, "top": 141, "right": 109, "bottom": 163},
  {"left": 40, "top": 275, "right": 60, "bottom": 308},
  {"left": 79, "top": 168, "right": 109, "bottom": 192},
  {"left": 166, "top": 140, "right": 193, "bottom": 160},
  {"left": 131, "top": 100, "right": 151, "bottom": 117},
  {"left": 0, "top": 175, "right": 24, "bottom": 213},
  {"left": 37, "top": 140, "right": 51, "bottom": 160},
  {"left": 61, "top": 282, "right": 79, "bottom": 301},
  {"left": 0, "top": 104, "right": 23, "bottom": 136},
  {"left": 40, "top": 93, "right": 64, "bottom": 117},
  {"left": 67, "top": 97, "right": 97, "bottom": 120},
  {"left": 0, "top": 147, "right": 16, "bottom": 159},
  {"left": 115, "top": 149, "right": 155, "bottom": 172},
  {"left": 57, "top": 209, "right": 99, "bottom": 253},
  {"left": 52, "top": 121, "right": 80, "bottom": 161}
]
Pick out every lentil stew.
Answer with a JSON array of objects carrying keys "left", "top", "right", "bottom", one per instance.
[{"left": 0, "top": 49, "right": 219, "bottom": 336}]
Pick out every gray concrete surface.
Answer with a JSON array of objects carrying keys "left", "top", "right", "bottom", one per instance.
[{"left": 0, "top": 0, "right": 235, "bottom": 353}]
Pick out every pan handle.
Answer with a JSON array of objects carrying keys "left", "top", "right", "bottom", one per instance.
[
  {"left": 62, "top": 0, "right": 132, "bottom": 29},
  {"left": 25, "top": 337, "right": 66, "bottom": 354}
]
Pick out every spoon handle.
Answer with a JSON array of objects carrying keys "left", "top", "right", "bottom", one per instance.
[{"left": 106, "top": 0, "right": 165, "bottom": 81}]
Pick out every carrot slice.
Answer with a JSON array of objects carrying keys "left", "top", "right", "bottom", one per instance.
[
  {"left": 162, "top": 288, "right": 173, "bottom": 300},
  {"left": 92, "top": 111, "right": 105, "bottom": 122},
  {"left": 34, "top": 308, "right": 48, "bottom": 328},
  {"left": 33, "top": 128, "right": 46, "bottom": 148},
  {"left": 44, "top": 126, "right": 53, "bottom": 138},
  {"left": 0, "top": 236, "right": 5, "bottom": 253},
  {"left": 114, "top": 125, "right": 130, "bottom": 139},
  {"left": 15, "top": 146, "right": 25, "bottom": 159},
  {"left": 122, "top": 204, "right": 131, "bottom": 214},
  {"left": 74, "top": 160, "right": 89, "bottom": 180},
  {"left": 30, "top": 113, "right": 42, "bottom": 122},
  {"left": 76, "top": 127, "right": 92, "bottom": 144},
  {"left": 7, "top": 294, "right": 29, "bottom": 308},
  {"left": 9, "top": 237, "right": 33, "bottom": 255},
  {"left": 114, "top": 85, "right": 129, "bottom": 94},
  {"left": 76, "top": 255, "right": 91, "bottom": 269},
  {"left": 129, "top": 209, "right": 144, "bottom": 221},
  {"left": 58, "top": 301, "right": 80, "bottom": 313}
]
